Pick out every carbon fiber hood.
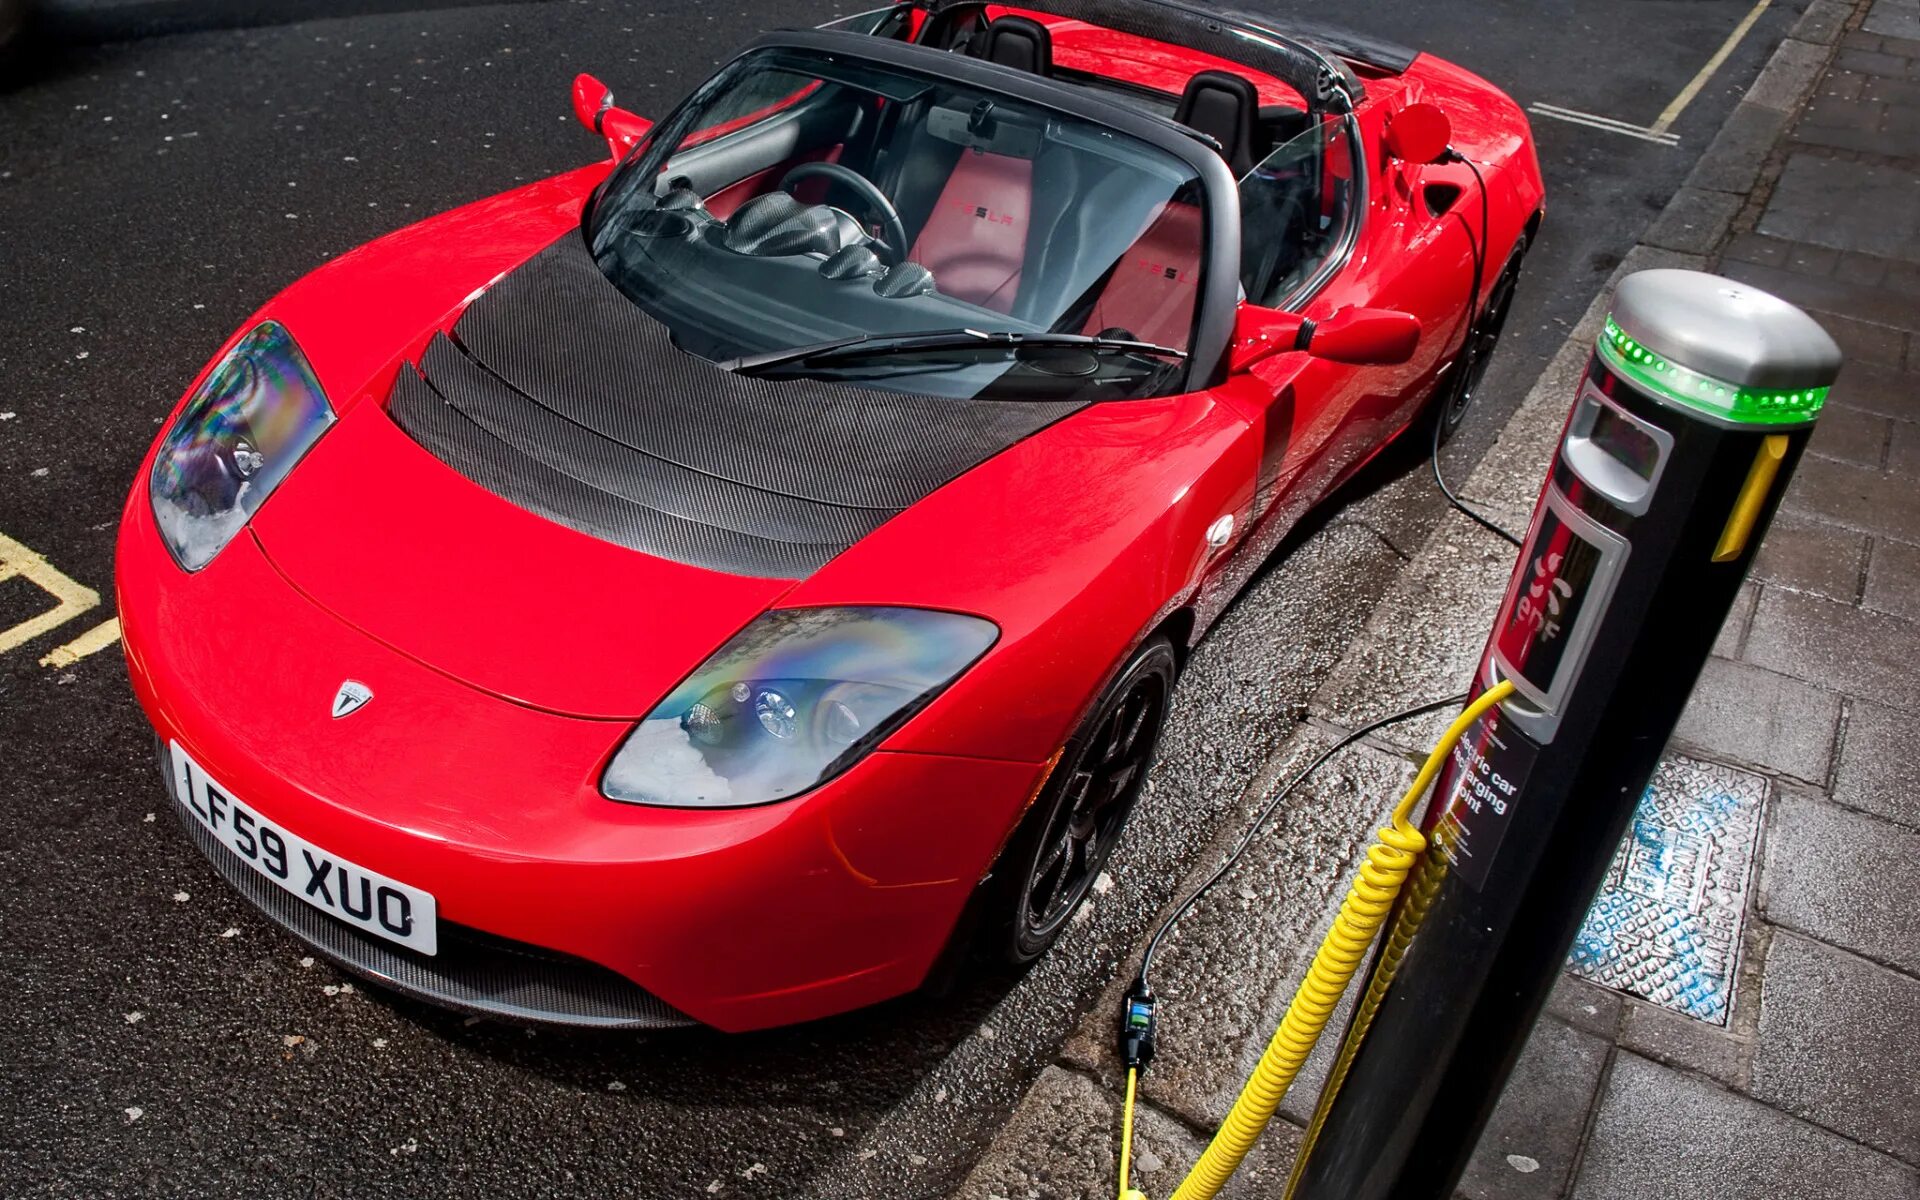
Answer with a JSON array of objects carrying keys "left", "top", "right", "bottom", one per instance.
[{"left": 386, "top": 232, "right": 1086, "bottom": 579}]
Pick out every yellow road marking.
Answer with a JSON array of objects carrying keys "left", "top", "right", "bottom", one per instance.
[
  {"left": 1652, "top": 0, "right": 1774, "bottom": 135},
  {"left": 0, "top": 531, "right": 101, "bottom": 656},
  {"left": 41, "top": 617, "right": 123, "bottom": 669}
]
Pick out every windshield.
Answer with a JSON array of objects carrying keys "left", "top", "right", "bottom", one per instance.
[{"left": 588, "top": 46, "right": 1210, "bottom": 401}]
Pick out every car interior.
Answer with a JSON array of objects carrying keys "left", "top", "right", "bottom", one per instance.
[{"left": 592, "top": 10, "right": 1348, "bottom": 394}]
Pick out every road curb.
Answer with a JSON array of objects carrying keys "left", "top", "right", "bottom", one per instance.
[{"left": 946, "top": 7, "right": 1869, "bottom": 1197}]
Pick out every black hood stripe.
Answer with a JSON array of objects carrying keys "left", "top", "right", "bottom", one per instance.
[
  {"left": 388, "top": 364, "right": 850, "bottom": 579},
  {"left": 385, "top": 233, "right": 1085, "bottom": 577},
  {"left": 420, "top": 334, "right": 886, "bottom": 545}
]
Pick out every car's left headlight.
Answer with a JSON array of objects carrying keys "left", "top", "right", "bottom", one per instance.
[
  {"left": 602, "top": 607, "right": 999, "bottom": 808},
  {"left": 149, "top": 320, "right": 335, "bottom": 571}
]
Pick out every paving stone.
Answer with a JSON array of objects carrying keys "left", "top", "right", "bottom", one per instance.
[
  {"left": 1865, "top": 0, "right": 1920, "bottom": 41},
  {"left": 1870, "top": 29, "right": 1920, "bottom": 56},
  {"left": 1750, "top": 932, "right": 1920, "bottom": 1164},
  {"left": 1310, "top": 513, "right": 1514, "bottom": 745},
  {"left": 1617, "top": 993, "right": 1748, "bottom": 1089},
  {"left": 1783, "top": 453, "right": 1920, "bottom": 544},
  {"left": 1543, "top": 973, "right": 1622, "bottom": 1040},
  {"left": 1795, "top": 100, "right": 1920, "bottom": 157},
  {"left": 1760, "top": 156, "right": 1920, "bottom": 265},
  {"left": 1643, "top": 187, "right": 1742, "bottom": 255},
  {"left": 1819, "top": 66, "right": 1869, "bottom": 100},
  {"left": 1744, "top": 585, "right": 1920, "bottom": 712},
  {"left": 1833, "top": 698, "right": 1920, "bottom": 828},
  {"left": 1813, "top": 310, "right": 1910, "bottom": 370},
  {"left": 1752, "top": 513, "right": 1869, "bottom": 601},
  {"left": 1807, "top": 402, "right": 1893, "bottom": 467},
  {"left": 1457, "top": 1021, "right": 1610, "bottom": 1200},
  {"left": 1711, "top": 581, "right": 1760, "bottom": 658},
  {"left": 1724, "top": 257, "right": 1920, "bottom": 334},
  {"left": 1673, "top": 656, "right": 1842, "bottom": 783},
  {"left": 1836, "top": 248, "right": 1892, "bottom": 287},
  {"left": 1686, "top": 102, "right": 1790, "bottom": 194},
  {"left": 1864, "top": 536, "right": 1920, "bottom": 622},
  {"left": 1829, "top": 360, "right": 1920, "bottom": 421},
  {"left": 1795, "top": 0, "right": 1855, "bottom": 45},
  {"left": 1570, "top": 1051, "right": 1919, "bottom": 1200},
  {"left": 952, "top": 1064, "right": 1300, "bottom": 1200},
  {"left": 1723, "top": 229, "right": 1789, "bottom": 267},
  {"left": 1865, "top": 71, "right": 1920, "bottom": 104},
  {"left": 1889, "top": 419, "right": 1920, "bottom": 473},
  {"left": 1763, "top": 790, "right": 1920, "bottom": 974},
  {"left": 1749, "top": 37, "right": 1835, "bottom": 112},
  {"left": 1835, "top": 46, "right": 1911, "bottom": 77}
]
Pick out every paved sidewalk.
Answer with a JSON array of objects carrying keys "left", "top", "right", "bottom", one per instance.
[{"left": 959, "top": 1, "right": 1920, "bottom": 1197}]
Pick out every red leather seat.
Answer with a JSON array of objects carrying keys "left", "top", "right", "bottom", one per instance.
[
  {"left": 907, "top": 149, "right": 1034, "bottom": 313},
  {"left": 1080, "top": 200, "right": 1203, "bottom": 349}
]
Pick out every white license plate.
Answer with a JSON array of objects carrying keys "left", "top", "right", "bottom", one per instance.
[{"left": 169, "top": 742, "right": 438, "bottom": 955}]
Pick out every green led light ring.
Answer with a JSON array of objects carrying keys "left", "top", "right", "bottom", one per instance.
[{"left": 1599, "top": 316, "right": 1827, "bottom": 427}]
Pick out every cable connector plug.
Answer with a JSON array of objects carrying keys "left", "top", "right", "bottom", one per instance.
[
  {"left": 1119, "top": 987, "right": 1158, "bottom": 1070},
  {"left": 1439, "top": 145, "right": 1468, "bottom": 164}
]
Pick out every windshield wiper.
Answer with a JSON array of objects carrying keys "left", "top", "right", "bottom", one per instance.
[{"left": 721, "top": 328, "right": 1187, "bottom": 373}]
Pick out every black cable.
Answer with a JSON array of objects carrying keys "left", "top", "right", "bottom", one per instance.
[
  {"left": 1430, "top": 150, "right": 1523, "bottom": 549},
  {"left": 1133, "top": 691, "right": 1470, "bottom": 994}
]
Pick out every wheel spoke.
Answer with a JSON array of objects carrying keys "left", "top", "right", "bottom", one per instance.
[{"left": 1116, "top": 701, "right": 1151, "bottom": 761}]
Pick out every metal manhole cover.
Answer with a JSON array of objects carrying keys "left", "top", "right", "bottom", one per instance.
[{"left": 1566, "top": 753, "right": 1768, "bottom": 1025}]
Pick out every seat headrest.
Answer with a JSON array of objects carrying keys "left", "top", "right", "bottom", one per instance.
[
  {"left": 1175, "top": 69, "right": 1260, "bottom": 177},
  {"left": 979, "top": 15, "right": 1054, "bottom": 77}
]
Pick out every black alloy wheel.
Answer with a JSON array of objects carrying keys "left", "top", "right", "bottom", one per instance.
[
  {"left": 995, "top": 636, "right": 1176, "bottom": 964},
  {"left": 1437, "top": 238, "right": 1529, "bottom": 442}
]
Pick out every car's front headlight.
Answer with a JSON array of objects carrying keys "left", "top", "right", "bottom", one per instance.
[
  {"left": 149, "top": 320, "right": 335, "bottom": 571},
  {"left": 602, "top": 607, "right": 998, "bottom": 808}
]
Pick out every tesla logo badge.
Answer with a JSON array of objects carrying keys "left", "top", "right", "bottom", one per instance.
[{"left": 331, "top": 681, "right": 373, "bottom": 719}]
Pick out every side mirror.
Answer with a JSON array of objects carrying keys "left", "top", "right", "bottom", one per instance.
[
  {"left": 1231, "top": 305, "right": 1420, "bottom": 371},
  {"left": 1385, "top": 102, "right": 1453, "bottom": 165},
  {"left": 572, "top": 73, "right": 653, "bottom": 159},
  {"left": 1310, "top": 306, "right": 1422, "bottom": 365},
  {"left": 1229, "top": 307, "right": 1308, "bottom": 373}
]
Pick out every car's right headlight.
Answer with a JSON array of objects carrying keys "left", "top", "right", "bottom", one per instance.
[
  {"left": 149, "top": 320, "right": 335, "bottom": 571},
  {"left": 601, "top": 607, "right": 999, "bottom": 808}
]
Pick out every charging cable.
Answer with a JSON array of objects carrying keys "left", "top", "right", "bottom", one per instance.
[
  {"left": 1430, "top": 148, "right": 1523, "bottom": 549},
  {"left": 1116, "top": 682, "right": 1517, "bottom": 1200}
]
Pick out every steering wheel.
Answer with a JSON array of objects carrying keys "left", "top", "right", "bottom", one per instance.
[{"left": 779, "top": 162, "right": 911, "bottom": 264}]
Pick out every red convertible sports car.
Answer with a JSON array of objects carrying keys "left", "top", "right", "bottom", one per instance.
[{"left": 118, "top": 0, "right": 1542, "bottom": 1032}]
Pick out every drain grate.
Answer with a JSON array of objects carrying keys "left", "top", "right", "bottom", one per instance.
[{"left": 1566, "top": 753, "right": 1768, "bottom": 1025}]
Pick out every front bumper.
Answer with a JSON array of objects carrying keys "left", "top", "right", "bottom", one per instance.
[{"left": 118, "top": 498, "right": 1049, "bottom": 1032}]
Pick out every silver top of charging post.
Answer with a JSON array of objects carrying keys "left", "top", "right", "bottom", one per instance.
[{"left": 1607, "top": 270, "right": 1842, "bottom": 429}]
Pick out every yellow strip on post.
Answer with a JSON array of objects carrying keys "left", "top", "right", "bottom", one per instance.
[{"left": 1713, "top": 435, "right": 1789, "bottom": 562}]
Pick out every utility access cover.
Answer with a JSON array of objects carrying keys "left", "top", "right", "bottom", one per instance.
[{"left": 1566, "top": 754, "right": 1767, "bottom": 1025}]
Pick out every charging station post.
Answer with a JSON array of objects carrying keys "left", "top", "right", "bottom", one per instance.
[{"left": 1283, "top": 270, "right": 1842, "bottom": 1200}]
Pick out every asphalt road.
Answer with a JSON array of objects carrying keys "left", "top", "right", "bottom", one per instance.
[{"left": 0, "top": 1, "right": 1805, "bottom": 1196}]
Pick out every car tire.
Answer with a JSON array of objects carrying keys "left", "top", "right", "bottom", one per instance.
[
  {"left": 983, "top": 634, "right": 1177, "bottom": 966},
  {"left": 1431, "top": 235, "right": 1529, "bottom": 444}
]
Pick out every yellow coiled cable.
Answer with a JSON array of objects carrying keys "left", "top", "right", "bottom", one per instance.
[{"left": 1154, "top": 681, "right": 1514, "bottom": 1200}]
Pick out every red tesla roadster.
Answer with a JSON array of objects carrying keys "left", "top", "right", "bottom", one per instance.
[{"left": 118, "top": 0, "right": 1543, "bottom": 1032}]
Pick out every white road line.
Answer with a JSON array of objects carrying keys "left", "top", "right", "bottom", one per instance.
[
  {"left": 1654, "top": 0, "right": 1774, "bottom": 135},
  {"left": 1530, "top": 103, "right": 1672, "bottom": 138},
  {"left": 1528, "top": 103, "right": 1682, "bottom": 146},
  {"left": 41, "top": 617, "right": 122, "bottom": 669}
]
